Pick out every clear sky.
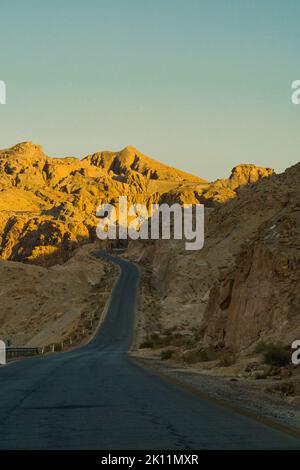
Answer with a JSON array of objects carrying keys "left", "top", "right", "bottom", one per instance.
[{"left": 0, "top": 0, "right": 299, "bottom": 180}]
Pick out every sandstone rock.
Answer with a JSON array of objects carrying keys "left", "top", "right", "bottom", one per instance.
[
  {"left": 200, "top": 163, "right": 300, "bottom": 356},
  {"left": 0, "top": 142, "right": 208, "bottom": 265},
  {"left": 228, "top": 164, "right": 274, "bottom": 188}
]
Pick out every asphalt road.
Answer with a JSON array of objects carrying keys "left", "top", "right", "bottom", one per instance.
[{"left": 0, "top": 251, "right": 299, "bottom": 449}]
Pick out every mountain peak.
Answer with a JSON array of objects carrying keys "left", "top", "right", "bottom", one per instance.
[
  {"left": 5, "top": 141, "right": 44, "bottom": 159},
  {"left": 121, "top": 145, "right": 138, "bottom": 154},
  {"left": 229, "top": 164, "right": 274, "bottom": 186},
  {"left": 84, "top": 146, "right": 206, "bottom": 183}
]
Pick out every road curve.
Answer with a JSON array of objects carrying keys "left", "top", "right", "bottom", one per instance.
[{"left": 0, "top": 251, "right": 299, "bottom": 450}]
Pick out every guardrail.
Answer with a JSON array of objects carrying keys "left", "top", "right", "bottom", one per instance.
[
  {"left": 4, "top": 336, "right": 86, "bottom": 360},
  {"left": 6, "top": 347, "right": 41, "bottom": 358}
]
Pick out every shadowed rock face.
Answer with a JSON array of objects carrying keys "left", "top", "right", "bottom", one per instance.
[
  {"left": 201, "top": 162, "right": 300, "bottom": 354},
  {"left": 128, "top": 161, "right": 299, "bottom": 359}
]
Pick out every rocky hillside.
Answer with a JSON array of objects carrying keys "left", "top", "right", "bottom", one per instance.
[
  {"left": 129, "top": 161, "right": 299, "bottom": 365},
  {"left": 0, "top": 142, "right": 206, "bottom": 264},
  {"left": 201, "top": 162, "right": 300, "bottom": 354},
  {"left": 0, "top": 243, "right": 118, "bottom": 349},
  {"left": 199, "top": 164, "right": 274, "bottom": 205},
  {"left": 0, "top": 141, "right": 272, "bottom": 265}
]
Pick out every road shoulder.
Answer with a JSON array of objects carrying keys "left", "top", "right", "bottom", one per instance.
[{"left": 130, "top": 353, "right": 300, "bottom": 439}]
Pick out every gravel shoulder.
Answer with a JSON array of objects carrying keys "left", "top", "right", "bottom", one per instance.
[{"left": 131, "top": 353, "right": 300, "bottom": 436}]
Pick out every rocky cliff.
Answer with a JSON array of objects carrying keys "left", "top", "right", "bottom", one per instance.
[
  {"left": 129, "top": 161, "right": 299, "bottom": 368},
  {"left": 201, "top": 162, "right": 300, "bottom": 355}
]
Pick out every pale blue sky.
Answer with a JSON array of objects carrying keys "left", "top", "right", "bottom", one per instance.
[{"left": 0, "top": 0, "right": 299, "bottom": 180}]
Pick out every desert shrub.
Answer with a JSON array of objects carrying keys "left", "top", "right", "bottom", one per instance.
[
  {"left": 264, "top": 346, "right": 290, "bottom": 367},
  {"left": 256, "top": 342, "right": 290, "bottom": 367},
  {"left": 156, "top": 336, "right": 172, "bottom": 348},
  {"left": 183, "top": 348, "right": 218, "bottom": 364},
  {"left": 140, "top": 339, "right": 154, "bottom": 348},
  {"left": 160, "top": 349, "right": 174, "bottom": 360},
  {"left": 164, "top": 326, "right": 179, "bottom": 335},
  {"left": 198, "top": 348, "right": 219, "bottom": 362},
  {"left": 150, "top": 333, "right": 160, "bottom": 342},
  {"left": 192, "top": 326, "right": 206, "bottom": 342},
  {"left": 218, "top": 352, "right": 236, "bottom": 367},
  {"left": 266, "top": 381, "right": 295, "bottom": 396},
  {"left": 171, "top": 334, "right": 193, "bottom": 348},
  {"left": 141, "top": 332, "right": 191, "bottom": 349},
  {"left": 255, "top": 341, "right": 268, "bottom": 354}
]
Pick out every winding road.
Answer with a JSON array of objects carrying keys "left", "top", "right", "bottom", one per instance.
[{"left": 0, "top": 251, "right": 299, "bottom": 449}]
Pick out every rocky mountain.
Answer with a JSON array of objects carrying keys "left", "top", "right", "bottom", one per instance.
[
  {"left": 0, "top": 142, "right": 206, "bottom": 264},
  {"left": 83, "top": 145, "right": 206, "bottom": 182},
  {"left": 1, "top": 139, "right": 296, "bottom": 382},
  {"left": 0, "top": 141, "right": 272, "bottom": 265}
]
